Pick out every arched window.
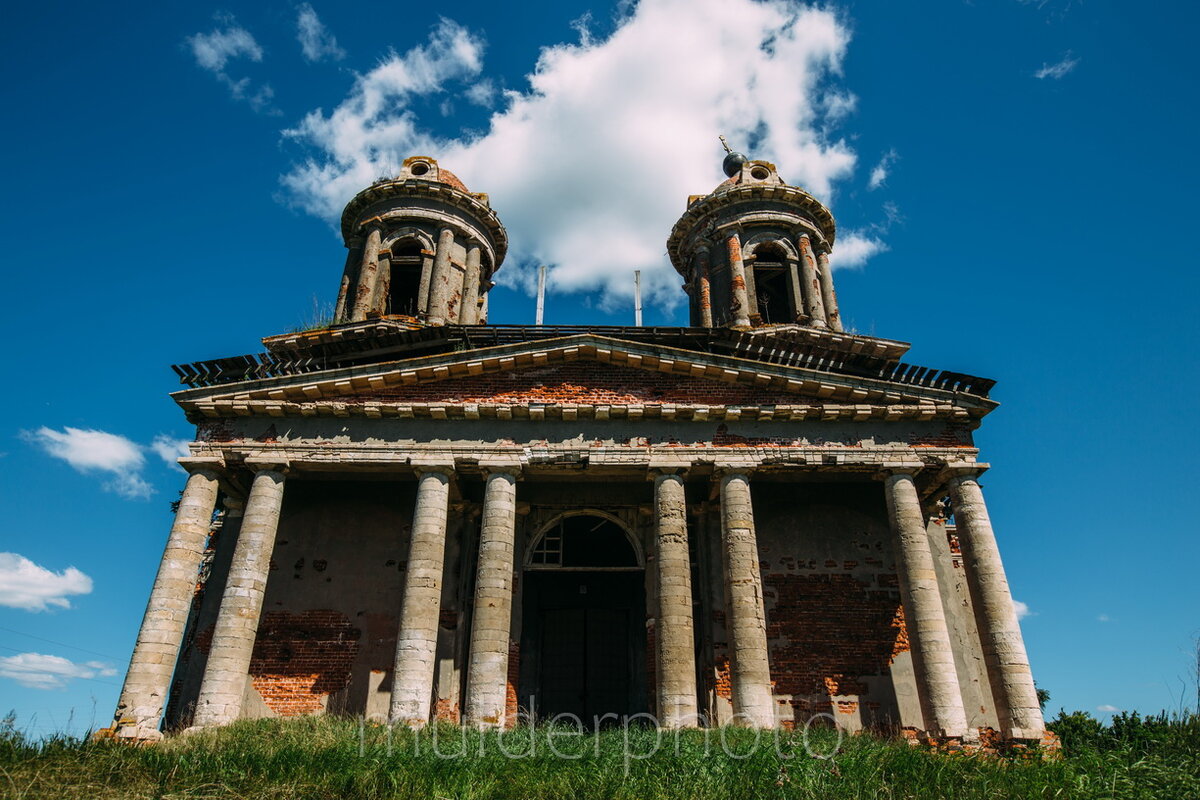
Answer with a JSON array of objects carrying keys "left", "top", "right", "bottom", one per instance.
[
  {"left": 751, "top": 242, "right": 792, "bottom": 324},
  {"left": 528, "top": 513, "right": 641, "bottom": 570},
  {"left": 388, "top": 240, "right": 424, "bottom": 316}
]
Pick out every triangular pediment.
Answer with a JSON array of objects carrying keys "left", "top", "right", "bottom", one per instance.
[{"left": 173, "top": 333, "right": 996, "bottom": 422}]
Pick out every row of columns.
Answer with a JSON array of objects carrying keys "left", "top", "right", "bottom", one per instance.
[
  {"left": 334, "top": 226, "right": 485, "bottom": 325},
  {"left": 714, "top": 232, "right": 842, "bottom": 331},
  {"left": 112, "top": 463, "right": 1041, "bottom": 740}
]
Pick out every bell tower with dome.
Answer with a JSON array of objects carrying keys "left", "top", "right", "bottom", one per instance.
[
  {"left": 334, "top": 156, "right": 507, "bottom": 326},
  {"left": 668, "top": 142, "right": 842, "bottom": 331},
  {"left": 108, "top": 147, "right": 1047, "bottom": 752}
]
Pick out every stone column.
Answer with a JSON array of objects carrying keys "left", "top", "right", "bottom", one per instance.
[
  {"left": 718, "top": 471, "right": 774, "bottom": 727},
  {"left": 461, "top": 242, "right": 482, "bottom": 325},
  {"left": 816, "top": 250, "right": 842, "bottom": 332},
  {"left": 389, "top": 467, "right": 453, "bottom": 726},
  {"left": 786, "top": 258, "right": 805, "bottom": 323},
  {"left": 191, "top": 466, "right": 286, "bottom": 728},
  {"left": 883, "top": 471, "right": 969, "bottom": 739},
  {"left": 654, "top": 472, "right": 699, "bottom": 728},
  {"left": 426, "top": 228, "right": 456, "bottom": 326},
  {"left": 464, "top": 467, "right": 519, "bottom": 728},
  {"left": 112, "top": 464, "right": 221, "bottom": 738},
  {"left": 725, "top": 234, "right": 752, "bottom": 328},
  {"left": 949, "top": 472, "right": 1044, "bottom": 739},
  {"left": 416, "top": 250, "right": 435, "bottom": 317},
  {"left": 796, "top": 235, "right": 828, "bottom": 328},
  {"left": 351, "top": 227, "right": 383, "bottom": 322},
  {"left": 334, "top": 242, "right": 360, "bottom": 323},
  {"left": 695, "top": 245, "right": 713, "bottom": 327}
]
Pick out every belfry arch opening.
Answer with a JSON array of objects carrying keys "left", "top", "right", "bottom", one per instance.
[
  {"left": 518, "top": 512, "right": 648, "bottom": 726},
  {"left": 750, "top": 242, "right": 793, "bottom": 324},
  {"left": 387, "top": 240, "right": 424, "bottom": 317}
]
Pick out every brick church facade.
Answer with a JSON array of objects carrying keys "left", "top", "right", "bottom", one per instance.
[{"left": 109, "top": 150, "right": 1045, "bottom": 744}]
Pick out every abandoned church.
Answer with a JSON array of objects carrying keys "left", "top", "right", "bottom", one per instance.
[{"left": 109, "top": 149, "right": 1046, "bottom": 746}]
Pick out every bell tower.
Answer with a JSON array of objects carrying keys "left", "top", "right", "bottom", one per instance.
[
  {"left": 667, "top": 142, "right": 842, "bottom": 331},
  {"left": 335, "top": 156, "right": 508, "bottom": 326}
]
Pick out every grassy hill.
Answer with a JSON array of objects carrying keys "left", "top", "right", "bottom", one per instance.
[{"left": 2, "top": 711, "right": 1197, "bottom": 799}]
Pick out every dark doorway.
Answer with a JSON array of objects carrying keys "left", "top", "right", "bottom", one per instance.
[
  {"left": 387, "top": 241, "right": 424, "bottom": 317},
  {"left": 521, "top": 571, "right": 647, "bottom": 726},
  {"left": 751, "top": 243, "right": 794, "bottom": 323}
]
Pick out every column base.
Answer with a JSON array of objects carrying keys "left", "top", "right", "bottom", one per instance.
[
  {"left": 901, "top": 727, "right": 1060, "bottom": 758},
  {"left": 93, "top": 724, "right": 164, "bottom": 743}
]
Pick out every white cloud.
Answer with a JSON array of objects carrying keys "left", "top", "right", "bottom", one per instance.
[
  {"left": 1097, "top": 613, "right": 1111, "bottom": 623},
  {"left": 150, "top": 434, "right": 191, "bottom": 472},
  {"left": 187, "top": 18, "right": 277, "bottom": 114},
  {"left": 0, "top": 553, "right": 93, "bottom": 612},
  {"left": 1034, "top": 51, "right": 1079, "bottom": 80},
  {"left": 281, "top": 0, "right": 872, "bottom": 311},
  {"left": 463, "top": 79, "right": 496, "bottom": 108},
  {"left": 867, "top": 148, "right": 898, "bottom": 190},
  {"left": 23, "top": 426, "right": 152, "bottom": 499},
  {"left": 1012, "top": 599, "right": 1032, "bottom": 620},
  {"left": 1096, "top": 704, "right": 1120, "bottom": 713},
  {"left": 0, "top": 652, "right": 116, "bottom": 690},
  {"left": 297, "top": 4, "right": 345, "bottom": 63},
  {"left": 828, "top": 231, "right": 888, "bottom": 270}
]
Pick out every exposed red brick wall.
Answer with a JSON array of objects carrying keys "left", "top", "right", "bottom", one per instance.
[
  {"left": 327, "top": 363, "right": 803, "bottom": 406},
  {"left": 505, "top": 640, "right": 520, "bottom": 729},
  {"left": 762, "top": 572, "right": 908, "bottom": 718},
  {"left": 248, "top": 610, "right": 361, "bottom": 716},
  {"left": 435, "top": 698, "right": 460, "bottom": 722}
]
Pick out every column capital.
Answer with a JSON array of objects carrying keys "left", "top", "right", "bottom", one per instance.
[
  {"left": 940, "top": 461, "right": 991, "bottom": 482},
  {"left": 712, "top": 464, "right": 755, "bottom": 480},
  {"left": 648, "top": 460, "right": 691, "bottom": 477},
  {"left": 243, "top": 456, "right": 290, "bottom": 474},
  {"left": 479, "top": 460, "right": 522, "bottom": 478},
  {"left": 411, "top": 461, "right": 455, "bottom": 479},
  {"left": 873, "top": 462, "right": 925, "bottom": 481},
  {"left": 178, "top": 456, "right": 224, "bottom": 475}
]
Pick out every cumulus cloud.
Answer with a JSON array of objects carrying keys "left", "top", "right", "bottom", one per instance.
[
  {"left": 829, "top": 231, "right": 888, "bottom": 270},
  {"left": 23, "top": 426, "right": 152, "bottom": 499},
  {"left": 297, "top": 3, "right": 345, "bottom": 63},
  {"left": 1012, "top": 600, "right": 1032, "bottom": 620},
  {"left": 281, "top": 0, "right": 872, "bottom": 310},
  {"left": 0, "top": 652, "right": 116, "bottom": 690},
  {"left": 187, "top": 18, "right": 278, "bottom": 114},
  {"left": 0, "top": 553, "right": 93, "bottom": 612},
  {"left": 1034, "top": 51, "right": 1079, "bottom": 80},
  {"left": 867, "top": 148, "right": 898, "bottom": 190},
  {"left": 1096, "top": 704, "right": 1120, "bottom": 713},
  {"left": 150, "top": 434, "right": 191, "bottom": 472},
  {"left": 1097, "top": 613, "right": 1111, "bottom": 623}
]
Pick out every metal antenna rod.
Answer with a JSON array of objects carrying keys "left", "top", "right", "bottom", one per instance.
[
  {"left": 634, "top": 270, "right": 643, "bottom": 327},
  {"left": 535, "top": 265, "right": 547, "bottom": 326}
]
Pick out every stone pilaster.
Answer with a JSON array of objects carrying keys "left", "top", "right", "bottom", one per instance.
[
  {"left": 333, "top": 242, "right": 360, "bottom": 323},
  {"left": 464, "top": 467, "right": 519, "bottom": 728},
  {"left": 191, "top": 465, "right": 286, "bottom": 728},
  {"left": 426, "top": 228, "right": 456, "bottom": 326},
  {"left": 797, "top": 234, "right": 828, "bottom": 328},
  {"left": 883, "top": 471, "right": 969, "bottom": 739},
  {"left": 351, "top": 227, "right": 382, "bottom": 322},
  {"left": 718, "top": 471, "right": 774, "bottom": 727},
  {"left": 949, "top": 471, "right": 1044, "bottom": 739},
  {"left": 726, "top": 235, "right": 752, "bottom": 328},
  {"left": 112, "top": 463, "right": 221, "bottom": 738},
  {"left": 389, "top": 467, "right": 453, "bottom": 726},
  {"left": 461, "top": 242, "right": 482, "bottom": 325},
  {"left": 653, "top": 471, "right": 699, "bottom": 727}
]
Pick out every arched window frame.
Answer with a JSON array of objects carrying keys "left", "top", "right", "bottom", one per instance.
[{"left": 524, "top": 510, "right": 645, "bottom": 572}]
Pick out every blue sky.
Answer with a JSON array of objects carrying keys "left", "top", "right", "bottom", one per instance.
[{"left": 1, "top": 0, "right": 1197, "bottom": 736}]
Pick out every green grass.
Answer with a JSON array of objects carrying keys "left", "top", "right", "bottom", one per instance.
[{"left": 2, "top": 711, "right": 1198, "bottom": 799}]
